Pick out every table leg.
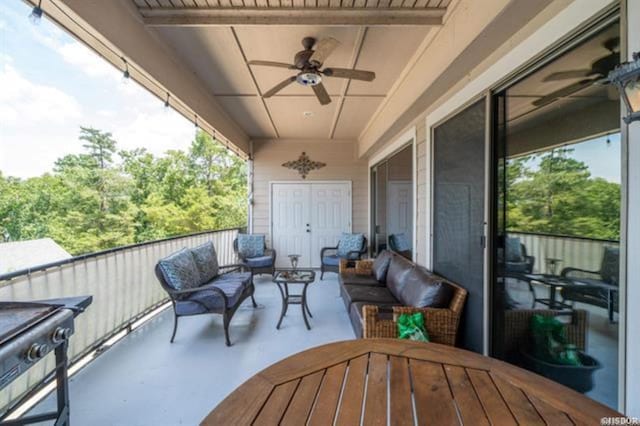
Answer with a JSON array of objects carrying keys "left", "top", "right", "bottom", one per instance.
[
  {"left": 549, "top": 285, "right": 557, "bottom": 309},
  {"left": 301, "top": 283, "right": 311, "bottom": 330},
  {"left": 276, "top": 282, "right": 288, "bottom": 330}
]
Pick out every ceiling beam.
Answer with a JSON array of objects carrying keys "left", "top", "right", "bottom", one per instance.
[{"left": 140, "top": 8, "right": 445, "bottom": 26}]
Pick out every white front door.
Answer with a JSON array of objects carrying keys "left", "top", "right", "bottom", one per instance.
[
  {"left": 271, "top": 182, "right": 351, "bottom": 268},
  {"left": 271, "top": 183, "right": 311, "bottom": 267},
  {"left": 387, "top": 181, "right": 413, "bottom": 249}
]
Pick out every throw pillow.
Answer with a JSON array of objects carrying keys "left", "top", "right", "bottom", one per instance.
[
  {"left": 237, "top": 234, "right": 265, "bottom": 258},
  {"left": 505, "top": 237, "right": 524, "bottom": 262},
  {"left": 337, "top": 233, "right": 364, "bottom": 258},
  {"left": 158, "top": 248, "right": 201, "bottom": 291},
  {"left": 190, "top": 242, "right": 219, "bottom": 283},
  {"left": 391, "top": 233, "right": 411, "bottom": 252},
  {"left": 372, "top": 250, "right": 393, "bottom": 282}
]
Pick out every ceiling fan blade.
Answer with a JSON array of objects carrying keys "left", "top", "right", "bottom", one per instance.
[
  {"left": 533, "top": 79, "right": 595, "bottom": 107},
  {"left": 309, "top": 38, "right": 340, "bottom": 66},
  {"left": 263, "top": 76, "right": 297, "bottom": 98},
  {"left": 312, "top": 83, "right": 331, "bottom": 105},
  {"left": 323, "top": 68, "right": 376, "bottom": 82},
  {"left": 248, "top": 60, "right": 296, "bottom": 70},
  {"left": 543, "top": 69, "right": 593, "bottom": 81}
]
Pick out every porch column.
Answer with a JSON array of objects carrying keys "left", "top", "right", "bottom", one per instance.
[{"left": 624, "top": 0, "right": 640, "bottom": 416}]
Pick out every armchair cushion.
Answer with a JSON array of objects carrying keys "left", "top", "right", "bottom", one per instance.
[
  {"left": 190, "top": 242, "right": 219, "bottom": 283},
  {"left": 372, "top": 250, "right": 394, "bottom": 282},
  {"left": 337, "top": 233, "right": 365, "bottom": 258},
  {"left": 390, "top": 233, "right": 411, "bottom": 252},
  {"left": 176, "top": 281, "right": 244, "bottom": 315},
  {"left": 600, "top": 246, "right": 619, "bottom": 285},
  {"left": 158, "top": 248, "right": 201, "bottom": 291},
  {"left": 237, "top": 234, "right": 265, "bottom": 258},
  {"left": 506, "top": 237, "right": 524, "bottom": 262},
  {"left": 322, "top": 255, "right": 341, "bottom": 266},
  {"left": 245, "top": 255, "right": 273, "bottom": 268}
]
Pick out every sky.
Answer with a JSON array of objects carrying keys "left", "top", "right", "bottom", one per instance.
[{"left": 0, "top": 0, "right": 196, "bottom": 178}]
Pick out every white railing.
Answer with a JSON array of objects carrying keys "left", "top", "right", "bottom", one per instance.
[
  {"left": 0, "top": 228, "right": 242, "bottom": 415},
  {"left": 509, "top": 231, "right": 619, "bottom": 275}
]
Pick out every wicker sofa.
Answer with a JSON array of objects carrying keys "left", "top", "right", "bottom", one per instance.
[{"left": 338, "top": 250, "right": 467, "bottom": 346}]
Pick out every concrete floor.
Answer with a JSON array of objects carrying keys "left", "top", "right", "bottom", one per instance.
[{"left": 30, "top": 274, "right": 355, "bottom": 426}]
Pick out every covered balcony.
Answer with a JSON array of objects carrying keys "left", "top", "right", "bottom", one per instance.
[{"left": 1, "top": 0, "right": 640, "bottom": 424}]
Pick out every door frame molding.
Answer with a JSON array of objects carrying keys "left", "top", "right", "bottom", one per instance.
[{"left": 268, "top": 180, "right": 353, "bottom": 264}]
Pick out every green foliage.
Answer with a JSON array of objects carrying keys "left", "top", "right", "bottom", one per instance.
[
  {"left": 506, "top": 148, "right": 620, "bottom": 240},
  {"left": 1, "top": 127, "right": 247, "bottom": 255}
]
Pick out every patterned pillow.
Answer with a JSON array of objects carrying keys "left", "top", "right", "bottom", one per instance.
[
  {"left": 158, "top": 248, "right": 201, "bottom": 291},
  {"left": 337, "top": 233, "right": 365, "bottom": 258},
  {"left": 190, "top": 242, "right": 219, "bottom": 283},
  {"left": 505, "top": 237, "right": 524, "bottom": 262},
  {"left": 391, "top": 233, "right": 411, "bottom": 252},
  {"left": 237, "top": 234, "right": 265, "bottom": 258}
]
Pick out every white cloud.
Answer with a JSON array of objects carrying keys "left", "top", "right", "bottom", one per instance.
[
  {"left": 112, "top": 109, "right": 195, "bottom": 155},
  {"left": 0, "top": 64, "right": 82, "bottom": 126},
  {"left": 55, "top": 41, "right": 119, "bottom": 81}
]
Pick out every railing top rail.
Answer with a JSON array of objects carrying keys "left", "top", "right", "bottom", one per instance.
[
  {"left": 508, "top": 229, "right": 619, "bottom": 244},
  {"left": 0, "top": 227, "right": 244, "bottom": 282}
]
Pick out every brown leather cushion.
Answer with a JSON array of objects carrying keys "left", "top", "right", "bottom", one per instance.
[
  {"left": 343, "top": 284, "right": 399, "bottom": 307},
  {"left": 398, "top": 266, "right": 455, "bottom": 308},
  {"left": 372, "top": 250, "right": 394, "bottom": 282},
  {"left": 386, "top": 255, "right": 414, "bottom": 301},
  {"left": 340, "top": 273, "right": 385, "bottom": 287}
]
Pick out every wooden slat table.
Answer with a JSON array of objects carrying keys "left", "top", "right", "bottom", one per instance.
[{"left": 202, "top": 339, "right": 621, "bottom": 425}]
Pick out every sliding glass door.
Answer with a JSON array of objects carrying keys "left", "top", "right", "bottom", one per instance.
[{"left": 492, "top": 18, "right": 621, "bottom": 409}]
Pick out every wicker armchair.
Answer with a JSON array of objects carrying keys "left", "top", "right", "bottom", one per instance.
[
  {"left": 362, "top": 282, "right": 467, "bottom": 346},
  {"left": 502, "top": 309, "right": 588, "bottom": 358}
]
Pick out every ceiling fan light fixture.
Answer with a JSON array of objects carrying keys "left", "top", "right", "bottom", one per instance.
[{"left": 296, "top": 72, "right": 322, "bottom": 87}]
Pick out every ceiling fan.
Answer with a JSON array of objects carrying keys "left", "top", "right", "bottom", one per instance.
[
  {"left": 533, "top": 37, "right": 620, "bottom": 108},
  {"left": 248, "top": 37, "right": 376, "bottom": 106}
]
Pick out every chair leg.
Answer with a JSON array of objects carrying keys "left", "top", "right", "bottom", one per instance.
[
  {"left": 170, "top": 314, "right": 178, "bottom": 343},
  {"left": 320, "top": 268, "right": 324, "bottom": 280},
  {"left": 251, "top": 293, "right": 258, "bottom": 308},
  {"left": 223, "top": 314, "right": 231, "bottom": 347}
]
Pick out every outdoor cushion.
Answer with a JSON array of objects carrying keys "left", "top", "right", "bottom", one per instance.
[
  {"left": 176, "top": 281, "right": 244, "bottom": 315},
  {"left": 210, "top": 272, "right": 252, "bottom": 289},
  {"left": 158, "top": 248, "right": 201, "bottom": 291},
  {"left": 397, "top": 266, "right": 455, "bottom": 309},
  {"left": 600, "top": 246, "right": 619, "bottom": 285},
  {"left": 322, "top": 255, "right": 341, "bottom": 266},
  {"left": 339, "top": 273, "right": 384, "bottom": 287},
  {"left": 337, "top": 233, "right": 364, "bottom": 258},
  {"left": 390, "top": 233, "right": 411, "bottom": 252},
  {"left": 245, "top": 255, "right": 273, "bottom": 268},
  {"left": 237, "top": 234, "right": 265, "bottom": 258},
  {"left": 342, "top": 284, "right": 398, "bottom": 309},
  {"left": 372, "top": 250, "right": 394, "bottom": 282},
  {"left": 190, "top": 242, "right": 219, "bottom": 283},
  {"left": 506, "top": 237, "right": 524, "bottom": 262},
  {"left": 386, "top": 255, "right": 414, "bottom": 301}
]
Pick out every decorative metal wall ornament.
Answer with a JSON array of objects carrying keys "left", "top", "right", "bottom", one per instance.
[{"left": 282, "top": 152, "right": 326, "bottom": 179}]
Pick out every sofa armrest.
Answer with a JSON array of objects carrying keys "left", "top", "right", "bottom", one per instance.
[
  {"left": 362, "top": 305, "right": 460, "bottom": 346},
  {"left": 219, "top": 263, "right": 249, "bottom": 273},
  {"left": 561, "top": 266, "right": 601, "bottom": 278}
]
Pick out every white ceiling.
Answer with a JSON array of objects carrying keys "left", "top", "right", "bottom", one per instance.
[{"left": 148, "top": 24, "right": 432, "bottom": 139}]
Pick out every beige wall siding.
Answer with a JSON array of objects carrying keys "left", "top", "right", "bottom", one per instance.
[
  {"left": 415, "top": 125, "right": 428, "bottom": 266},
  {"left": 252, "top": 139, "right": 369, "bottom": 240}
]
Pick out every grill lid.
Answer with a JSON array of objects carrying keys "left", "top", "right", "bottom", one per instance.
[{"left": 0, "top": 302, "right": 63, "bottom": 345}]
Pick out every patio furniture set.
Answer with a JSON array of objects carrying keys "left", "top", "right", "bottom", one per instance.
[{"left": 504, "top": 236, "right": 620, "bottom": 322}]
